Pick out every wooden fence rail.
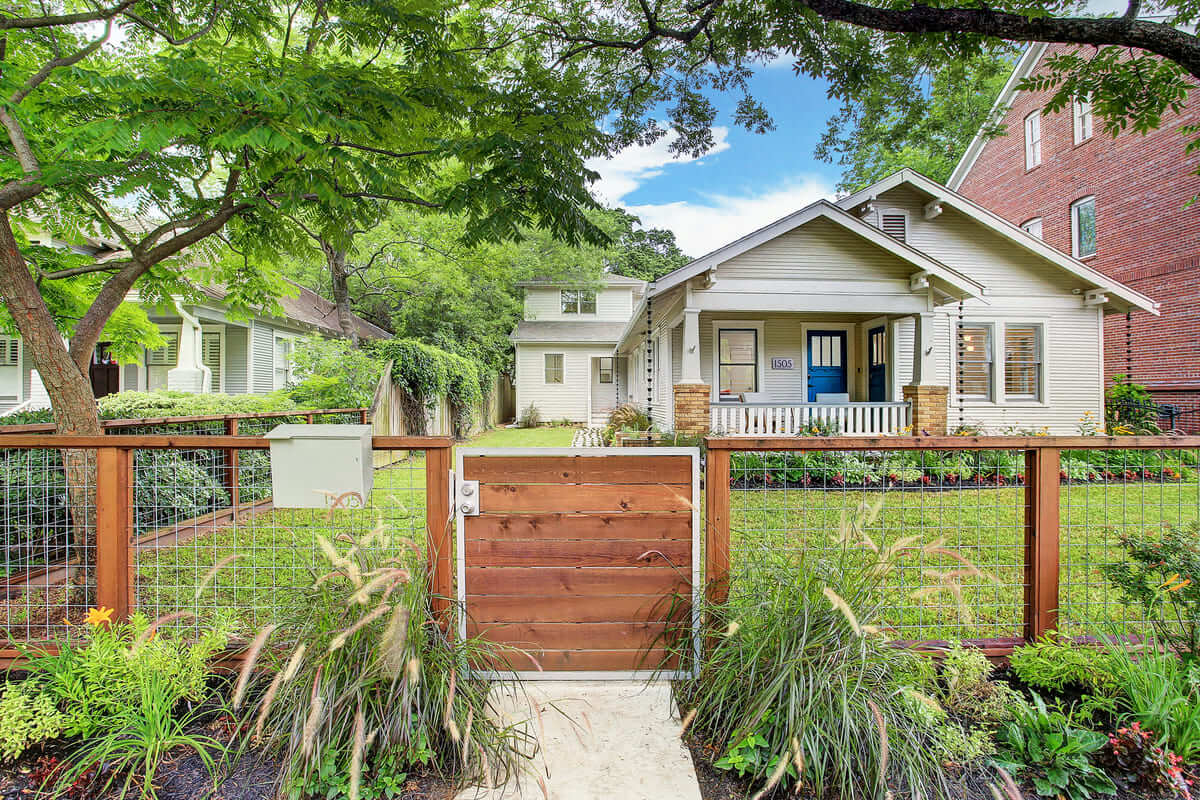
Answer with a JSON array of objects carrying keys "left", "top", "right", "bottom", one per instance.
[
  {"left": 0, "top": 407, "right": 369, "bottom": 435},
  {"left": 705, "top": 435, "right": 1200, "bottom": 655}
]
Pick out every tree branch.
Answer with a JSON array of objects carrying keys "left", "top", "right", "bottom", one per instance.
[
  {"left": 11, "top": 18, "right": 111, "bottom": 104},
  {"left": 0, "top": 0, "right": 135, "bottom": 30}
]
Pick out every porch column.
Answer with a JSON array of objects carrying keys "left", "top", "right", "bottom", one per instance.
[
  {"left": 167, "top": 302, "right": 211, "bottom": 394},
  {"left": 673, "top": 307, "right": 711, "bottom": 435},
  {"left": 902, "top": 312, "right": 948, "bottom": 436}
]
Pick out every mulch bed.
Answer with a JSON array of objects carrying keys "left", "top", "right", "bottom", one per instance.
[{"left": 0, "top": 715, "right": 455, "bottom": 800}]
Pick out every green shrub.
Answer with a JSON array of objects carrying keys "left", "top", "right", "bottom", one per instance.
[
  {"left": 372, "top": 339, "right": 488, "bottom": 438},
  {"left": 132, "top": 450, "right": 231, "bottom": 534},
  {"left": 1106, "top": 374, "right": 1161, "bottom": 434},
  {"left": 1100, "top": 523, "right": 1200, "bottom": 660},
  {"left": 98, "top": 390, "right": 297, "bottom": 419},
  {"left": 0, "top": 681, "right": 66, "bottom": 761},
  {"left": 994, "top": 693, "right": 1116, "bottom": 800},
  {"left": 0, "top": 449, "right": 70, "bottom": 568},
  {"left": 677, "top": 502, "right": 950, "bottom": 798},
  {"left": 1104, "top": 643, "right": 1200, "bottom": 762},
  {"left": 1009, "top": 638, "right": 1121, "bottom": 698},
  {"left": 287, "top": 335, "right": 385, "bottom": 409}
]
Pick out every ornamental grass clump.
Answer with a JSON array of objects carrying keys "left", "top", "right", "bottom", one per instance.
[
  {"left": 243, "top": 504, "right": 530, "bottom": 799},
  {"left": 675, "top": 500, "right": 988, "bottom": 799}
]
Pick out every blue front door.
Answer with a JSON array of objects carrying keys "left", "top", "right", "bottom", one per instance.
[
  {"left": 807, "top": 331, "right": 847, "bottom": 402},
  {"left": 868, "top": 326, "right": 886, "bottom": 402}
]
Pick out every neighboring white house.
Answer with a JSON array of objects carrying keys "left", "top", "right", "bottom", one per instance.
[
  {"left": 510, "top": 275, "right": 645, "bottom": 426},
  {"left": 512, "top": 169, "right": 1159, "bottom": 435},
  {"left": 1, "top": 235, "right": 388, "bottom": 414}
]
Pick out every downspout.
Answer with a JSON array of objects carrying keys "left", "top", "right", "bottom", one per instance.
[{"left": 170, "top": 300, "right": 212, "bottom": 393}]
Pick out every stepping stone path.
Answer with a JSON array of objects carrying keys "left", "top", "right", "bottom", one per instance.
[
  {"left": 454, "top": 681, "right": 702, "bottom": 800},
  {"left": 571, "top": 428, "right": 604, "bottom": 447}
]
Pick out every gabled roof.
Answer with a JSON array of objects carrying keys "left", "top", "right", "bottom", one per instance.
[
  {"left": 648, "top": 199, "right": 987, "bottom": 300},
  {"left": 836, "top": 168, "right": 1159, "bottom": 314},
  {"left": 516, "top": 274, "right": 647, "bottom": 289},
  {"left": 196, "top": 281, "right": 391, "bottom": 340},
  {"left": 510, "top": 320, "right": 627, "bottom": 344},
  {"left": 946, "top": 43, "right": 1048, "bottom": 191}
]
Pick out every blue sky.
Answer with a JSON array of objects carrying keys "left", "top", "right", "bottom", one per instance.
[
  {"left": 587, "top": 62, "right": 845, "bottom": 256},
  {"left": 585, "top": 0, "right": 1130, "bottom": 257}
]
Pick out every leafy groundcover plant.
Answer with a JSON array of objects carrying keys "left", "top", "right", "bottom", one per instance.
[
  {"left": 9, "top": 608, "right": 233, "bottom": 799},
  {"left": 238, "top": 509, "right": 530, "bottom": 800},
  {"left": 673, "top": 501, "right": 968, "bottom": 799},
  {"left": 994, "top": 693, "right": 1116, "bottom": 800}
]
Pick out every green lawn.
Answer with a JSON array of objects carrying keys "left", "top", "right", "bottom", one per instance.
[{"left": 130, "top": 430, "right": 1199, "bottom": 642}]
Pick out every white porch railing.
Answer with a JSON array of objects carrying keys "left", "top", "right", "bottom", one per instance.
[{"left": 710, "top": 401, "right": 911, "bottom": 436}]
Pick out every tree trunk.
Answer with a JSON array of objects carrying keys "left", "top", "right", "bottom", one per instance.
[
  {"left": 323, "top": 241, "right": 359, "bottom": 346},
  {"left": 1, "top": 211, "right": 102, "bottom": 609}
]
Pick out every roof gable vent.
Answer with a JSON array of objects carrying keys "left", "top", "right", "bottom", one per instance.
[{"left": 880, "top": 211, "right": 908, "bottom": 243}]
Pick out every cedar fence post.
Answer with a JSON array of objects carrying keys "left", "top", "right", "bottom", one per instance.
[
  {"left": 1024, "top": 446, "right": 1060, "bottom": 641},
  {"left": 224, "top": 417, "right": 240, "bottom": 511},
  {"left": 95, "top": 447, "right": 133, "bottom": 622},
  {"left": 705, "top": 446, "right": 731, "bottom": 605},
  {"left": 425, "top": 445, "right": 453, "bottom": 627}
]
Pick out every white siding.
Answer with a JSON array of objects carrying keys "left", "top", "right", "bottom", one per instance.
[
  {"left": 523, "top": 286, "right": 635, "bottom": 321},
  {"left": 250, "top": 322, "right": 274, "bottom": 393},
  {"left": 514, "top": 344, "right": 617, "bottom": 423},
  {"left": 716, "top": 218, "right": 917, "bottom": 284}
]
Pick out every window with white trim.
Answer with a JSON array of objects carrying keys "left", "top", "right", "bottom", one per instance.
[
  {"left": 598, "top": 356, "right": 614, "bottom": 384},
  {"left": 879, "top": 210, "right": 907, "bottom": 242},
  {"left": 1024, "top": 110, "right": 1042, "bottom": 169},
  {"left": 146, "top": 333, "right": 179, "bottom": 391},
  {"left": 0, "top": 338, "right": 19, "bottom": 367},
  {"left": 544, "top": 353, "right": 564, "bottom": 384},
  {"left": 560, "top": 289, "right": 596, "bottom": 314},
  {"left": 718, "top": 328, "right": 758, "bottom": 398},
  {"left": 1020, "top": 217, "right": 1043, "bottom": 239},
  {"left": 273, "top": 336, "right": 294, "bottom": 390},
  {"left": 1071, "top": 196, "right": 1097, "bottom": 258},
  {"left": 1004, "top": 323, "right": 1042, "bottom": 400},
  {"left": 956, "top": 323, "right": 993, "bottom": 400},
  {"left": 1073, "top": 96, "right": 1093, "bottom": 144}
]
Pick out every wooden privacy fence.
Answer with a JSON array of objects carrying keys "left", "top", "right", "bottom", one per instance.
[
  {"left": 705, "top": 435, "right": 1200, "bottom": 656},
  {"left": 0, "top": 434, "right": 451, "bottom": 664}
]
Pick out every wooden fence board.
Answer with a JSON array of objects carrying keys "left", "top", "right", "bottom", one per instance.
[
  {"left": 479, "top": 649, "right": 680, "bottom": 672},
  {"left": 465, "top": 567, "right": 690, "bottom": 596},
  {"left": 479, "top": 483, "right": 692, "bottom": 513},
  {"left": 462, "top": 455, "right": 692, "bottom": 484},
  {"left": 466, "top": 621, "right": 671, "bottom": 650},
  {"left": 464, "top": 513, "right": 691, "bottom": 541},
  {"left": 465, "top": 595, "right": 686, "bottom": 624},
  {"left": 463, "top": 539, "right": 691, "bottom": 568}
]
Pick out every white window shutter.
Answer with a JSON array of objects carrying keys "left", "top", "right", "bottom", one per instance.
[
  {"left": 202, "top": 332, "right": 222, "bottom": 391},
  {"left": 146, "top": 333, "right": 179, "bottom": 366}
]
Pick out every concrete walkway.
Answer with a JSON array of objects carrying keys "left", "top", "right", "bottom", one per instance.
[{"left": 454, "top": 681, "right": 702, "bottom": 800}]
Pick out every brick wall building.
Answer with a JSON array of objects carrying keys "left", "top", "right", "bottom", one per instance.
[{"left": 949, "top": 43, "right": 1200, "bottom": 427}]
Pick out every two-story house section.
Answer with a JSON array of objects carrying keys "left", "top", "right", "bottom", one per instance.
[
  {"left": 948, "top": 42, "right": 1200, "bottom": 418},
  {"left": 510, "top": 275, "right": 645, "bottom": 425}
]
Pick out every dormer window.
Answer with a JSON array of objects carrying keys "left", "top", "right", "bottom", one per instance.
[
  {"left": 879, "top": 210, "right": 908, "bottom": 243},
  {"left": 561, "top": 289, "right": 597, "bottom": 314}
]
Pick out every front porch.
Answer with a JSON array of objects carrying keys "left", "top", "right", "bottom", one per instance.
[{"left": 660, "top": 309, "right": 949, "bottom": 437}]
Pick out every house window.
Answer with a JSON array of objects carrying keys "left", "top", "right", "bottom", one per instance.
[
  {"left": 870, "top": 329, "right": 886, "bottom": 367},
  {"left": 146, "top": 332, "right": 179, "bottom": 391},
  {"left": 956, "top": 324, "right": 992, "bottom": 400},
  {"left": 201, "top": 332, "right": 222, "bottom": 391},
  {"left": 1020, "top": 217, "right": 1043, "bottom": 239},
  {"left": 1071, "top": 196, "right": 1097, "bottom": 258},
  {"left": 1073, "top": 96, "right": 1093, "bottom": 144},
  {"left": 0, "top": 338, "right": 19, "bottom": 367},
  {"left": 879, "top": 211, "right": 907, "bottom": 243},
  {"left": 718, "top": 328, "right": 758, "bottom": 397},
  {"left": 273, "top": 336, "right": 293, "bottom": 390},
  {"left": 1024, "top": 110, "right": 1041, "bottom": 169},
  {"left": 1004, "top": 324, "right": 1042, "bottom": 400},
  {"left": 544, "top": 353, "right": 564, "bottom": 384},
  {"left": 598, "top": 356, "right": 614, "bottom": 384},
  {"left": 560, "top": 289, "right": 597, "bottom": 314}
]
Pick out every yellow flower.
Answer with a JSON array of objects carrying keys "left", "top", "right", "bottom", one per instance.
[{"left": 84, "top": 606, "right": 114, "bottom": 627}]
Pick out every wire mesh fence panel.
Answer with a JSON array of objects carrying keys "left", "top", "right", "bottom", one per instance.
[
  {"left": 0, "top": 447, "right": 95, "bottom": 643},
  {"left": 132, "top": 447, "right": 429, "bottom": 637},
  {"left": 1058, "top": 446, "right": 1200, "bottom": 636},
  {"left": 726, "top": 447, "right": 1030, "bottom": 643}
]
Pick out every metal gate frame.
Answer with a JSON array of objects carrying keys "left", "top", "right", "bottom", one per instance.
[{"left": 454, "top": 446, "right": 701, "bottom": 680}]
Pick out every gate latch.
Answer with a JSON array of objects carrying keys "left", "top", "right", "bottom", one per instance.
[{"left": 456, "top": 478, "right": 480, "bottom": 516}]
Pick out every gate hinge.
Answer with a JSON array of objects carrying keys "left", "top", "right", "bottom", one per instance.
[{"left": 456, "top": 477, "right": 480, "bottom": 516}]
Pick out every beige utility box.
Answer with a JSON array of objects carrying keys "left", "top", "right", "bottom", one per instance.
[{"left": 264, "top": 424, "right": 373, "bottom": 508}]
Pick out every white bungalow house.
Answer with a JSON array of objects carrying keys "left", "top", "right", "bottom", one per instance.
[
  {"left": 1, "top": 230, "right": 387, "bottom": 413},
  {"left": 513, "top": 169, "right": 1158, "bottom": 435}
]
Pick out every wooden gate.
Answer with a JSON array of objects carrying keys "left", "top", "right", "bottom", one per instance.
[{"left": 455, "top": 447, "right": 699, "bottom": 679}]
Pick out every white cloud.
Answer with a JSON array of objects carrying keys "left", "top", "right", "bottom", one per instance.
[
  {"left": 627, "top": 176, "right": 836, "bottom": 257},
  {"left": 586, "top": 127, "right": 732, "bottom": 205}
]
